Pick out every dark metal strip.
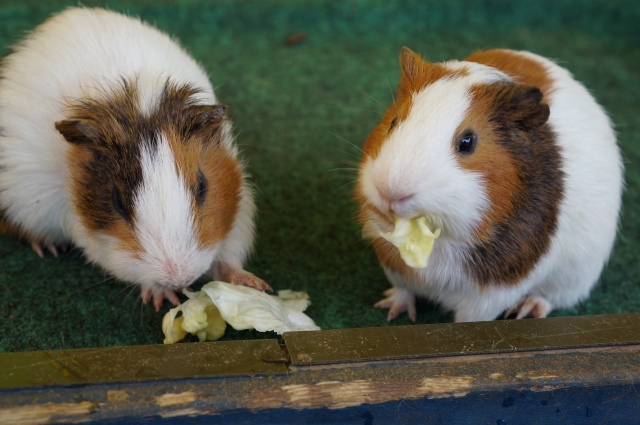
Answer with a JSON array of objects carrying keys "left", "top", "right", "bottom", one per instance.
[
  {"left": 283, "top": 313, "right": 640, "bottom": 365},
  {"left": 0, "top": 339, "right": 287, "bottom": 389}
]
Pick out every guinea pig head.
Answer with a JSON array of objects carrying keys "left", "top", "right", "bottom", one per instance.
[
  {"left": 357, "top": 47, "right": 552, "bottom": 244},
  {"left": 57, "top": 81, "right": 243, "bottom": 294}
]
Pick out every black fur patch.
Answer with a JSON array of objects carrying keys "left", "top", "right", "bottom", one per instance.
[
  {"left": 59, "top": 79, "right": 226, "bottom": 231},
  {"left": 465, "top": 84, "right": 564, "bottom": 285}
]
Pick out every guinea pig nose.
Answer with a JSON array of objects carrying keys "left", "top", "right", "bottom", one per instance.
[{"left": 390, "top": 194, "right": 415, "bottom": 216}]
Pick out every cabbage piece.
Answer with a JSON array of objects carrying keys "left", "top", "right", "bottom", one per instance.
[
  {"left": 380, "top": 215, "right": 441, "bottom": 268},
  {"left": 276, "top": 289, "right": 311, "bottom": 312},
  {"left": 162, "top": 290, "right": 226, "bottom": 344},
  {"left": 162, "top": 312, "right": 188, "bottom": 344},
  {"left": 162, "top": 282, "right": 319, "bottom": 344},
  {"left": 202, "top": 281, "right": 320, "bottom": 334}
]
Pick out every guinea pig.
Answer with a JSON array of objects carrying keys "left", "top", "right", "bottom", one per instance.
[
  {"left": 357, "top": 47, "right": 623, "bottom": 322},
  {"left": 0, "top": 7, "right": 268, "bottom": 311}
]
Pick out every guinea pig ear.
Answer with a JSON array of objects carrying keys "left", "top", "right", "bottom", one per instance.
[
  {"left": 187, "top": 104, "right": 228, "bottom": 141},
  {"left": 399, "top": 46, "right": 423, "bottom": 85},
  {"left": 501, "top": 85, "right": 550, "bottom": 129},
  {"left": 55, "top": 119, "right": 100, "bottom": 145}
]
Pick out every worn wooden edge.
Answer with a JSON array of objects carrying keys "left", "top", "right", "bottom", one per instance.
[
  {"left": 283, "top": 312, "right": 640, "bottom": 365},
  {"left": 0, "top": 339, "right": 288, "bottom": 389},
  {"left": 0, "top": 344, "right": 639, "bottom": 423},
  {"left": 1, "top": 313, "right": 640, "bottom": 423},
  {"left": 1, "top": 313, "right": 639, "bottom": 390}
]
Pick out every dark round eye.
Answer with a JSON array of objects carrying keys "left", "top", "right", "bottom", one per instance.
[
  {"left": 112, "top": 187, "right": 129, "bottom": 220},
  {"left": 196, "top": 169, "right": 207, "bottom": 206},
  {"left": 457, "top": 132, "right": 477, "bottom": 155},
  {"left": 389, "top": 117, "right": 397, "bottom": 132}
]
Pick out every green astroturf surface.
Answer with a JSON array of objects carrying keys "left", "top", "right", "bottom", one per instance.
[{"left": 0, "top": 0, "right": 639, "bottom": 352}]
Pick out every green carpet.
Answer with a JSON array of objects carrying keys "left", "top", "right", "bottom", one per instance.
[{"left": 1, "top": 0, "right": 639, "bottom": 353}]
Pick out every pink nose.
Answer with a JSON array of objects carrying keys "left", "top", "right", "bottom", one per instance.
[
  {"left": 390, "top": 194, "right": 415, "bottom": 216},
  {"left": 377, "top": 188, "right": 414, "bottom": 214}
]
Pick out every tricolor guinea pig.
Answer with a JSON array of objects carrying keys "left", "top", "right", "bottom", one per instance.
[
  {"left": 0, "top": 7, "right": 268, "bottom": 310},
  {"left": 357, "top": 47, "right": 623, "bottom": 322}
]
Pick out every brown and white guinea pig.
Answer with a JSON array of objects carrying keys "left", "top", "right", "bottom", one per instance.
[
  {"left": 357, "top": 47, "right": 623, "bottom": 322},
  {"left": 0, "top": 7, "right": 269, "bottom": 310}
]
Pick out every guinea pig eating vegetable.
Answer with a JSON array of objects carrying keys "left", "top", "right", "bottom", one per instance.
[
  {"left": 0, "top": 8, "right": 268, "bottom": 310},
  {"left": 357, "top": 47, "right": 623, "bottom": 322}
]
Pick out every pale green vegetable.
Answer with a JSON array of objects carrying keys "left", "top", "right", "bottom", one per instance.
[
  {"left": 162, "top": 282, "right": 319, "bottom": 345},
  {"left": 202, "top": 281, "right": 320, "bottom": 334},
  {"left": 380, "top": 215, "right": 441, "bottom": 268},
  {"left": 162, "top": 290, "right": 226, "bottom": 344}
]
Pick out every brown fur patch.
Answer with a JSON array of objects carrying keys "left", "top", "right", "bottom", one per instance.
[
  {"left": 0, "top": 212, "right": 37, "bottom": 242},
  {"left": 464, "top": 49, "right": 554, "bottom": 97},
  {"left": 371, "top": 237, "right": 417, "bottom": 278},
  {"left": 360, "top": 47, "right": 466, "bottom": 162},
  {"left": 61, "top": 79, "right": 239, "bottom": 255},
  {"left": 456, "top": 81, "right": 562, "bottom": 285},
  {"left": 193, "top": 140, "right": 242, "bottom": 249},
  {"left": 454, "top": 89, "right": 522, "bottom": 241}
]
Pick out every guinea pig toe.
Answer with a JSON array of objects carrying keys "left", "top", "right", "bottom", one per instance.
[
  {"left": 228, "top": 270, "right": 272, "bottom": 292},
  {"left": 161, "top": 290, "right": 182, "bottom": 309},
  {"left": 30, "top": 242, "right": 45, "bottom": 258},
  {"left": 505, "top": 296, "right": 551, "bottom": 320},
  {"left": 141, "top": 288, "right": 182, "bottom": 311},
  {"left": 30, "top": 242, "right": 61, "bottom": 258},
  {"left": 374, "top": 287, "right": 416, "bottom": 322},
  {"left": 141, "top": 288, "right": 153, "bottom": 305},
  {"left": 47, "top": 245, "right": 59, "bottom": 257}
]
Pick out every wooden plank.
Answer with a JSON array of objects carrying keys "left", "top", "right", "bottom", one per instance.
[
  {"left": 1, "top": 345, "right": 639, "bottom": 424},
  {"left": 283, "top": 313, "right": 640, "bottom": 365},
  {"left": 1, "top": 314, "right": 640, "bottom": 423},
  {"left": 0, "top": 339, "right": 288, "bottom": 389}
]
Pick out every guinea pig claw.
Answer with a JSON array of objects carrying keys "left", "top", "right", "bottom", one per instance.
[
  {"left": 141, "top": 288, "right": 153, "bottom": 305},
  {"left": 31, "top": 243, "right": 45, "bottom": 258},
  {"left": 151, "top": 290, "right": 181, "bottom": 311},
  {"left": 48, "top": 245, "right": 59, "bottom": 257},
  {"left": 164, "top": 290, "right": 181, "bottom": 307},
  {"left": 504, "top": 296, "right": 551, "bottom": 319},
  {"left": 30, "top": 242, "right": 60, "bottom": 258},
  {"left": 374, "top": 287, "right": 417, "bottom": 322},
  {"left": 141, "top": 288, "right": 181, "bottom": 311}
]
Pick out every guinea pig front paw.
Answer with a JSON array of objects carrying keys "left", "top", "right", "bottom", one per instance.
[
  {"left": 374, "top": 287, "right": 417, "bottom": 322},
  {"left": 220, "top": 267, "right": 272, "bottom": 292},
  {"left": 142, "top": 288, "right": 182, "bottom": 312},
  {"left": 504, "top": 295, "right": 551, "bottom": 320}
]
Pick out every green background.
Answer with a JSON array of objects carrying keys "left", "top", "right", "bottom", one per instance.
[{"left": 1, "top": 0, "right": 638, "bottom": 352}]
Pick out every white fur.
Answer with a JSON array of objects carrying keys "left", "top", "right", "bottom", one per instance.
[
  {"left": 360, "top": 51, "right": 623, "bottom": 321},
  {"left": 0, "top": 8, "right": 256, "bottom": 291}
]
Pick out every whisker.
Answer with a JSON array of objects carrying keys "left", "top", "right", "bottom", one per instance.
[
  {"left": 328, "top": 131, "right": 366, "bottom": 157},
  {"left": 386, "top": 78, "right": 396, "bottom": 106},
  {"left": 350, "top": 83, "right": 388, "bottom": 110},
  {"left": 319, "top": 159, "right": 359, "bottom": 167},
  {"left": 124, "top": 284, "right": 141, "bottom": 303},
  {"left": 80, "top": 275, "right": 117, "bottom": 292},
  {"left": 340, "top": 180, "right": 357, "bottom": 190},
  {"left": 327, "top": 167, "right": 359, "bottom": 173},
  {"left": 113, "top": 282, "right": 137, "bottom": 300},
  {"left": 331, "top": 148, "right": 363, "bottom": 162},
  {"left": 329, "top": 105, "right": 384, "bottom": 117}
]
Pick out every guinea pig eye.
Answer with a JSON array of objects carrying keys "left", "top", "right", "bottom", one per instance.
[
  {"left": 457, "top": 132, "right": 477, "bottom": 155},
  {"left": 196, "top": 169, "right": 208, "bottom": 206},
  {"left": 112, "top": 187, "right": 129, "bottom": 220},
  {"left": 389, "top": 117, "right": 397, "bottom": 132}
]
